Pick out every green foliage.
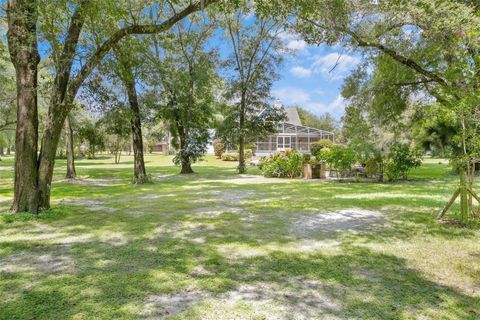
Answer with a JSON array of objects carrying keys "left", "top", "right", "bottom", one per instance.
[
  {"left": 77, "top": 117, "right": 105, "bottom": 159},
  {"left": 214, "top": 140, "right": 226, "bottom": 158},
  {"left": 290, "top": 0, "right": 480, "bottom": 174},
  {"left": 385, "top": 143, "right": 422, "bottom": 181},
  {"left": 301, "top": 153, "right": 311, "bottom": 165},
  {"left": 143, "top": 15, "right": 219, "bottom": 172},
  {"left": 310, "top": 139, "right": 334, "bottom": 156},
  {"left": 365, "top": 157, "right": 380, "bottom": 178},
  {"left": 327, "top": 146, "right": 357, "bottom": 172},
  {"left": 221, "top": 149, "right": 252, "bottom": 161},
  {"left": 172, "top": 130, "right": 211, "bottom": 167},
  {"left": 297, "top": 107, "right": 338, "bottom": 132},
  {"left": 221, "top": 153, "right": 238, "bottom": 161},
  {"left": 216, "top": 7, "right": 285, "bottom": 169},
  {"left": 1, "top": 205, "right": 69, "bottom": 223},
  {"left": 261, "top": 150, "right": 303, "bottom": 178}
]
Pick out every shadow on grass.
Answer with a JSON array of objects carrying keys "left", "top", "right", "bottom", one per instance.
[
  {"left": 1, "top": 159, "right": 479, "bottom": 319},
  {"left": 0, "top": 239, "right": 478, "bottom": 319}
]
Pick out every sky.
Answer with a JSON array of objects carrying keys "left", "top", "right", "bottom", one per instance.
[
  {"left": 0, "top": 3, "right": 359, "bottom": 121},
  {"left": 271, "top": 32, "right": 360, "bottom": 121}
]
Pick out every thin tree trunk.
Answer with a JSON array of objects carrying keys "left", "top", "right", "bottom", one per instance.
[
  {"left": 238, "top": 91, "right": 246, "bottom": 174},
  {"left": 7, "top": 0, "right": 41, "bottom": 213},
  {"left": 37, "top": 116, "right": 65, "bottom": 209},
  {"left": 6, "top": 147, "right": 10, "bottom": 156},
  {"left": 0, "top": 147, "right": 4, "bottom": 156},
  {"left": 179, "top": 134, "right": 194, "bottom": 174},
  {"left": 120, "top": 62, "right": 147, "bottom": 183},
  {"left": 64, "top": 116, "right": 76, "bottom": 179}
]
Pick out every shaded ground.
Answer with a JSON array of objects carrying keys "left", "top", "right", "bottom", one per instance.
[{"left": 0, "top": 154, "right": 479, "bottom": 319}]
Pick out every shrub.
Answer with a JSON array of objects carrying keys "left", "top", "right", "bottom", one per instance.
[
  {"left": 316, "top": 148, "right": 332, "bottom": 163},
  {"left": 365, "top": 157, "right": 380, "bottom": 177},
  {"left": 310, "top": 139, "right": 334, "bottom": 156},
  {"left": 385, "top": 143, "right": 422, "bottom": 181},
  {"left": 213, "top": 140, "right": 225, "bottom": 158},
  {"left": 384, "top": 160, "right": 400, "bottom": 181},
  {"left": 221, "top": 149, "right": 253, "bottom": 161},
  {"left": 261, "top": 150, "right": 303, "bottom": 178},
  {"left": 328, "top": 146, "right": 357, "bottom": 172},
  {"left": 221, "top": 153, "right": 239, "bottom": 161},
  {"left": 302, "top": 153, "right": 311, "bottom": 165}
]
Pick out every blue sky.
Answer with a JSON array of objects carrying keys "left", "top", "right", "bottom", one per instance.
[
  {"left": 1, "top": 4, "right": 358, "bottom": 121},
  {"left": 272, "top": 32, "right": 360, "bottom": 120}
]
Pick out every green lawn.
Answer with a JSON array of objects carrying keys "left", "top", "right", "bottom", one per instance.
[{"left": 0, "top": 154, "right": 479, "bottom": 319}]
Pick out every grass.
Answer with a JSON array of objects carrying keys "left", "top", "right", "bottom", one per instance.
[{"left": 0, "top": 153, "right": 479, "bottom": 319}]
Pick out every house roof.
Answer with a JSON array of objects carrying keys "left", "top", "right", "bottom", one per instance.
[{"left": 284, "top": 108, "right": 302, "bottom": 126}]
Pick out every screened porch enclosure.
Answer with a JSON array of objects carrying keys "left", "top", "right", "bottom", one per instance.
[{"left": 254, "top": 122, "right": 334, "bottom": 155}]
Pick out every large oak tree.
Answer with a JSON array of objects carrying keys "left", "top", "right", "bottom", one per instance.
[{"left": 6, "top": 0, "right": 223, "bottom": 213}]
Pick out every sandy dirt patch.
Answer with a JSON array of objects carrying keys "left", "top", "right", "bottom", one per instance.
[
  {"left": 56, "top": 178, "right": 124, "bottom": 187},
  {"left": 142, "top": 290, "right": 209, "bottom": 319},
  {"left": 0, "top": 245, "right": 75, "bottom": 274},
  {"left": 291, "top": 209, "right": 384, "bottom": 237}
]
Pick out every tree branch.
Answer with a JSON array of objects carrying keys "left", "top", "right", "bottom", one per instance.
[
  {"left": 67, "top": 0, "right": 218, "bottom": 103},
  {"left": 301, "top": 17, "right": 450, "bottom": 88}
]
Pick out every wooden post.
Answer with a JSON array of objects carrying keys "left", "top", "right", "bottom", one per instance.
[
  {"left": 460, "top": 169, "right": 468, "bottom": 222},
  {"left": 467, "top": 188, "right": 480, "bottom": 204},
  {"left": 438, "top": 188, "right": 460, "bottom": 219}
]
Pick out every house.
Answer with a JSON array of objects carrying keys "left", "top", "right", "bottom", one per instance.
[
  {"left": 151, "top": 142, "right": 169, "bottom": 153},
  {"left": 254, "top": 104, "right": 334, "bottom": 156}
]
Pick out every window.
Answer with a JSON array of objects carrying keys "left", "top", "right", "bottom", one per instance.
[{"left": 277, "top": 136, "right": 291, "bottom": 151}]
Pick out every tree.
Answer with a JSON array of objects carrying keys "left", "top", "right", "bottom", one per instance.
[
  {"left": 113, "top": 41, "right": 149, "bottom": 183},
  {"left": 263, "top": 0, "right": 479, "bottom": 218},
  {"left": 100, "top": 106, "right": 131, "bottom": 164},
  {"left": 222, "top": 7, "right": 285, "bottom": 173},
  {"left": 6, "top": 0, "right": 41, "bottom": 213},
  {"left": 297, "top": 107, "right": 338, "bottom": 133},
  {"left": 143, "top": 123, "right": 168, "bottom": 154},
  {"left": 0, "top": 25, "right": 16, "bottom": 135},
  {"left": 385, "top": 143, "right": 422, "bottom": 181},
  {"left": 413, "top": 104, "right": 458, "bottom": 158},
  {"left": 64, "top": 116, "right": 76, "bottom": 178},
  {"left": 144, "top": 14, "right": 218, "bottom": 174},
  {"left": 0, "top": 23, "right": 16, "bottom": 161},
  {"left": 77, "top": 116, "right": 104, "bottom": 160},
  {"left": 6, "top": 0, "right": 223, "bottom": 213}
]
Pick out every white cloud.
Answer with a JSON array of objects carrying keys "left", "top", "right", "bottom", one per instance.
[
  {"left": 272, "top": 87, "right": 311, "bottom": 105},
  {"left": 273, "top": 87, "right": 346, "bottom": 118},
  {"left": 278, "top": 31, "right": 308, "bottom": 52},
  {"left": 311, "top": 53, "right": 360, "bottom": 80},
  {"left": 290, "top": 66, "right": 312, "bottom": 78},
  {"left": 286, "top": 39, "right": 307, "bottom": 51}
]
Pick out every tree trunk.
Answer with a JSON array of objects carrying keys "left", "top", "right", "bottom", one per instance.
[
  {"left": 180, "top": 162, "right": 194, "bottom": 174},
  {"left": 120, "top": 63, "right": 148, "bottom": 183},
  {"left": 7, "top": 0, "right": 41, "bottom": 213},
  {"left": 64, "top": 116, "right": 76, "bottom": 179},
  {"left": 6, "top": 147, "right": 11, "bottom": 156},
  {"left": 178, "top": 128, "right": 194, "bottom": 174},
  {"left": 377, "top": 159, "right": 384, "bottom": 182},
  {"left": 238, "top": 91, "right": 246, "bottom": 174},
  {"left": 0, "top": 147, "right": 4, "bottom": 156},
  {"left": 179, "top": 137, "right": 193, "bottom": 174},
  {"left": 37, "top": 111, "right": 67, "bottom": 209}
]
